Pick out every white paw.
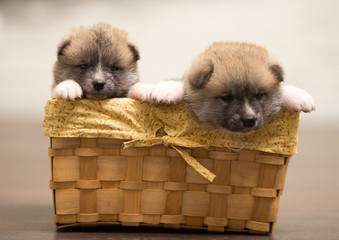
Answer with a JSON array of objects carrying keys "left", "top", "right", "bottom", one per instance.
[
  {"left": 127, "top": 82, "right": 155, "bottom": 102},
  {"left": 128, "top": 80, "right": 184, "bottom": 104},
  {"left": 150, "top": 80, "right": 184, "bottom": 104},
  {"left": 52, "top": 80, "right": 83, "bottom": 100},
  {"left": 282, "top": 84, "right": 315, "bottom": 112}
]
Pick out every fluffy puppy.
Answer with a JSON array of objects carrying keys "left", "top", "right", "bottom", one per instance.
[
  {"left": 129, "top": 42, "right": 315, "bottom": 133},
  {"left": 52, "top": 23, "right": 140, "bottom": 100},
  {"left": 184, "top": 42, "right": 285, "bottom": 133}
]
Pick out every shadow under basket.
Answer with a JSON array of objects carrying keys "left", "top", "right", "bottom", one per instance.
[{"left": 44, "top": 98, "right": 300, "bottom": 234}]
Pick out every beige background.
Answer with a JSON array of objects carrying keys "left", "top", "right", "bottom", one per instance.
[{"left": 0, "top": 0, "right": 338, "bottom": 220}]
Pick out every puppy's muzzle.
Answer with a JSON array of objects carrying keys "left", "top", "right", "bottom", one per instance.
[
  {"left": 93, "top": 80, "right": 105, "bottom": 91},
  {"left": 242, "top": 116, "right": 257, "bottom": 128}
]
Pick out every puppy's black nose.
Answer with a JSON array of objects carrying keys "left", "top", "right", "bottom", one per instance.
[
  {"left": 93, "top": 80, "right": 105, "bottom": 91},
  {"left": 242, "top": 116, "right": 256, "bottom": 128}
]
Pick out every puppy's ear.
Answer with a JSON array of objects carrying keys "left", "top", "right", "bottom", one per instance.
[
  {"left": 269, "top": 64, "right": 284, "bottom": 82},
  {"left": 128, "top": 43, "right": 140, "bottom": 62},
  {"left": 188, "top": 58, "right": 214, "bottom": 89},
  {"left": 57, "top": 39, "right": 71, "bottom": 57}
]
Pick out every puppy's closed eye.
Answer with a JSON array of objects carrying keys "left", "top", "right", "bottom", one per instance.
[
  {"left": 255, "top": 92, "right": 265, "bottom": 100},
  {"left": 220, "top": 95, "right": 234, "bottom": 103},
  {"left": 110, "top": 66, "right": 121, "bottom": 72},
  {"left": 80, "top": 64, "right": 89, "bottom": 70}
]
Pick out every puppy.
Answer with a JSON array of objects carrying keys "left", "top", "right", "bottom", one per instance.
[
  {"left": 52, "top": 23, "right": 140, "bottom": 100},
  {"left": 184, "top": 42, "right": 287, "bottom": 133},
  {"left": 129, "top": 42, "right": 315, "bottom": 133}
]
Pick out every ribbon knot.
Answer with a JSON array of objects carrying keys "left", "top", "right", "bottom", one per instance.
[{"left": 123, "top": 135, "right": 216, "bottom": 182}]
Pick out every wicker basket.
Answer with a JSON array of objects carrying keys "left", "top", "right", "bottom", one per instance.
[{"left": 44, "top": 98, "right": 300, "bottom": 234}]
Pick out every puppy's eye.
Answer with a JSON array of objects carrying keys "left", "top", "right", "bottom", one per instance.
[
  {"left": 220, "top": 95, "right": 234, "bottom": 103},
  {"left": 80, "top": 64, "right": 88, "bottom": 70},
  {"left": 110, "top": 66, "right": 121, "bottom": 72},
  {"left": 255, "top": 93, "right": 264, "bottom": 100}
]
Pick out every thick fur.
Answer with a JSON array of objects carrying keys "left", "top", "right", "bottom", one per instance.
[
  {"left": 129, "top": 42, "right": 315, "bottom": 133},
  {"left": 52, "top": 23, "right": 140, "bottom": 100},
  {"left": 184, "top": 42, "right": 284, "bottom": 133}
]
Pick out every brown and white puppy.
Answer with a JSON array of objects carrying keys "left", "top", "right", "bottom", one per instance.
[
  {"left": 129, "top": 42, "right": 315, "bottom": 133},
  {"left": 52, "top": 23, "right": 140, "bottom": 100},
  {"left": 184, "top": 42, "right": 286, "bottom": 133}
]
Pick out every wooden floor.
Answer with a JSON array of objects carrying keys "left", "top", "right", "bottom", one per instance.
[{"left": 1, "top": 121, "right": 339, "bottom": 240}]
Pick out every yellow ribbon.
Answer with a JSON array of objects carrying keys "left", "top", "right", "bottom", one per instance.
[{"left": 123, "top": 136, "right": 216, "bottom": 182}]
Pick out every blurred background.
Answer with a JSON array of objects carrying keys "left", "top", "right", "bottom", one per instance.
[
  {"left": 1, "top": 0, "right": 338, "bottom": 125},
  {"left": 0, "top": 0, "right": 338, "bottom": 237}
]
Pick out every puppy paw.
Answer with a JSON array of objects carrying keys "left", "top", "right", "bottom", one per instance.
[
  {"left": 282, "top": 84, "right": 315, "bottom": 112},
  {"left": 128, "top": 82, "right": 155, "bottom": 102},
  {"left": 52, "top": 80, "right": 83, "bottom": 100},
  {"left": 151, "top": 80, "right": 184, "bottom": 104},
  {"left": 128, "top": 81, "right": 184, "bottom": 104}
]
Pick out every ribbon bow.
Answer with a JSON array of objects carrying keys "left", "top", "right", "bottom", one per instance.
[{"left": 124, "top": 135, "right": 216, "bottom": 182}]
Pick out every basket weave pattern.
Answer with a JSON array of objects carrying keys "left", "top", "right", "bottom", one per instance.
[{"left": 49, "top": 136, "right": 290, "bottom": 234}]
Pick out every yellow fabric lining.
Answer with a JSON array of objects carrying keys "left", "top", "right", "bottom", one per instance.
[{"left": 43, "top": 98, "right": 300, "bottom": 182}]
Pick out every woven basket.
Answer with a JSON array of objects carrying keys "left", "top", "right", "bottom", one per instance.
[{"left": 44, "top": 98, "right": 300, "bottom": 234}]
